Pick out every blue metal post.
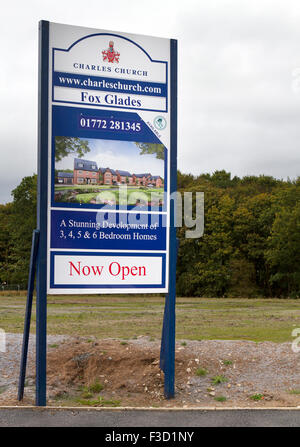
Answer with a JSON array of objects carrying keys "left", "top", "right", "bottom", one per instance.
[
  {"left": 160, "top": 238, "right": 179, "bottom": 375},
  {"left": 161, "top": 39, "right": 178, "bottom": 399},
  {"left": 36, "top": 20, "right": 49, "bottom": 406},
  {"left": 18, "top": 230, "right": 40, "bottom": 401},
  {"left": 160, "top": 303, "right": 167, "bottom": 373}
]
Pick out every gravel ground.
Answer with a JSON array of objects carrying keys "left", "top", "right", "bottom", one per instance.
[
  {"left": 0, "top": 333, "right": 68, "bottom": 403},
  {"left": 1, "top": 334, "right": 300, "bottom": 407},
  {"left": 173, "top": 339, "right": 300, "bottom": 406}
]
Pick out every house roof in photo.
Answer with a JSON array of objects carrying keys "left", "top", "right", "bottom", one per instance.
[
  {"left": 117, "top": 170, "right": 132, "bottom": 176},
  {"left": 74, "top": 158, "right": 98, "bottom": 171},
  {"left": 58, "top": 172, "right": 74, "bottom": 178},
  {"left": 99, "top": 167, "right": 118, "bottom": 175},
  {"left": 133, "top": 173, "right": 151, "bottom": 178}
]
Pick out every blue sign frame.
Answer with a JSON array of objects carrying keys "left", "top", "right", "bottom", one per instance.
[
  {"left": 36, "top": 20, "right": 177, "bottom": 405},
  {"left": 36, "top": 20, "right": 49, "bottom": 406}
]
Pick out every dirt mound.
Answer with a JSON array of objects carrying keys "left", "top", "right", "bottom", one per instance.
[
  {"left": 46, "top": 338, "right": 190, "bottom": 406},
  {"left": 48, "top": 339, "right": 160, "bottom": 392}
]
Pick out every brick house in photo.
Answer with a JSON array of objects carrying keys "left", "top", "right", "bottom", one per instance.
[
  {"left": 132, "top": 173, "right": 151, "bottom": 186},
  {"left": 57, "top": 172, "right": 74, "bottom": 184},
  {"left": 133, "top": 174, "right": 163, "bottom": 187},
  {"left": 99, "top": 167, "right": 118, "bottom": 185},
  {"left": 149, "top": 176, "right": 163, "bottom": 188},
  {"left": 70, "top": 157, "right": 163, "bottom": 187},
  {"left": 116, "top": 170, "right": 134, "bottom": 185},
  {"left": 73, "top": 158, "right": 99, "bottom": 184}
]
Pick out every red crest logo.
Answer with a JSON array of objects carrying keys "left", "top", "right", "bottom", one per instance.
[{"left": 102, "top": 41, "right": 120, "bottom": 63}]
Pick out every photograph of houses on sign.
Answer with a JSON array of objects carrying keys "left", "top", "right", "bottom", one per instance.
[{"left": 54, "top": 136, "right": 165, "bottom": 207}]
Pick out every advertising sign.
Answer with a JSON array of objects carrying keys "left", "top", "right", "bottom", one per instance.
[{"left": 41, "top": 22, "right": 177, "bottom": 294}]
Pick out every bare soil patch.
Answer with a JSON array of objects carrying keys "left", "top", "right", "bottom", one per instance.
[{"left": 1, "top": 334, "right": 300, "bottom": 407}]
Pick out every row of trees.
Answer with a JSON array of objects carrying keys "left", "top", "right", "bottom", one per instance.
[
  {"left": 0, "top": 170, "right": 299, "bottom": 297},
  {"left": 0, "top": 174, "right": 37, "bottom": 288},
  {"left": 177, "top": 171, "right": 300, "bottom": 297}
]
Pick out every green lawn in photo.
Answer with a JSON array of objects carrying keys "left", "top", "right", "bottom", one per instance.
[
  {"left": 54, "top": 185, "right": 164, "bottom": 205},
  {"left": 1, "top": 293, "right": 299, "bottom": 342}
]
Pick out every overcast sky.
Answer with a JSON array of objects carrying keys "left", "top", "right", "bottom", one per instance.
[{"left": 1, "top": 0, "right": 300, "bottom": 203}]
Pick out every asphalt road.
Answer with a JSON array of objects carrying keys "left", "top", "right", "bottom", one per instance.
[{"left": 0, "top": 406, "right": 300, "bottom": 427}]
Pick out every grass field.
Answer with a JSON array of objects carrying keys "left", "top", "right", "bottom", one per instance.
[
  {"left": 54, "top": 185, "right": 164, "bottom": 205},
  {"left": 1, "top": 293, "right": 300, "bottom": 342}
]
